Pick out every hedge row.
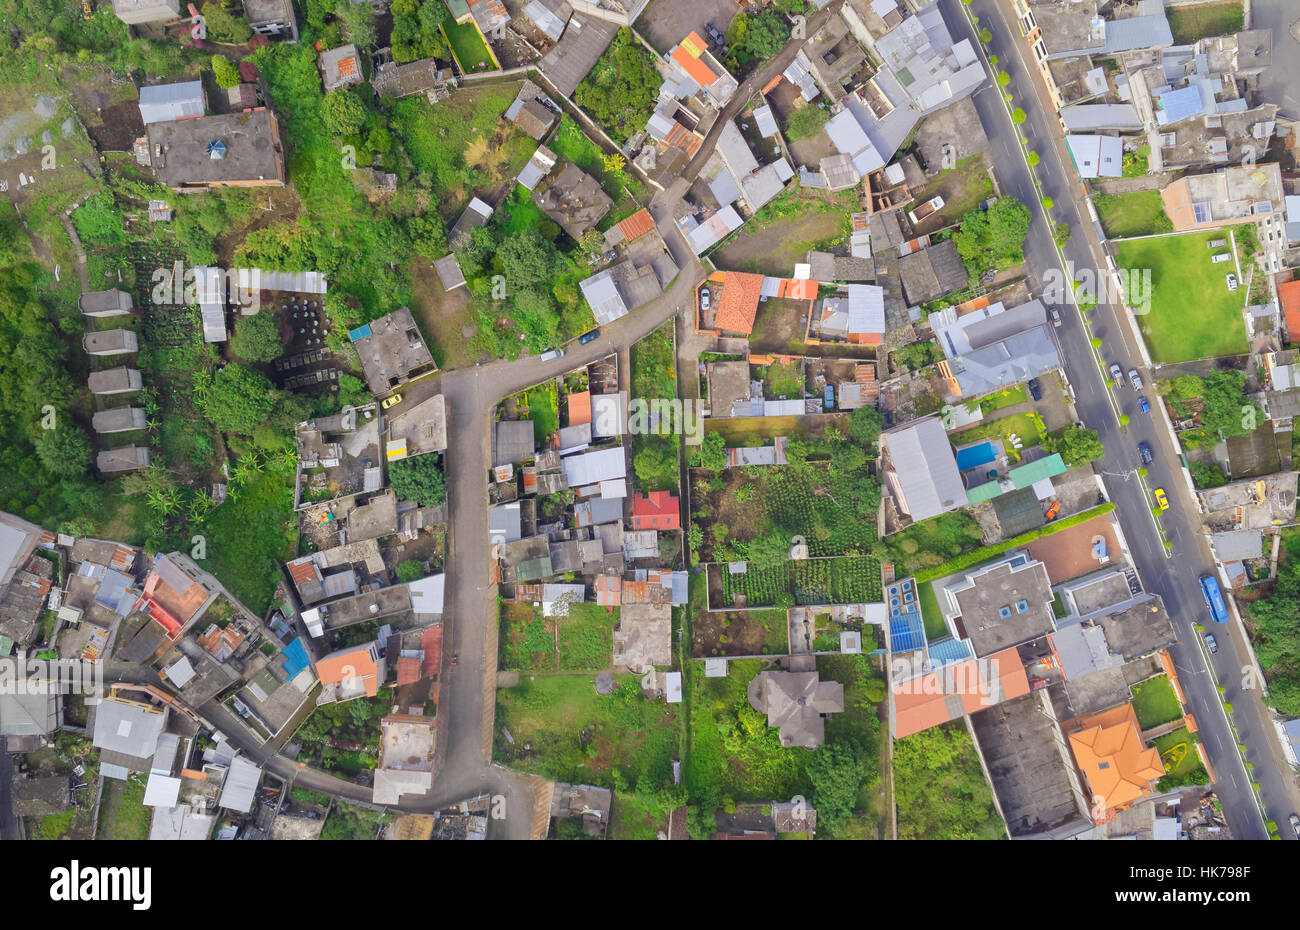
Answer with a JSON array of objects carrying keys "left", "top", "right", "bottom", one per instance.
[{"left": 914, "top": 502, "right": 1117, "bottom": 583}]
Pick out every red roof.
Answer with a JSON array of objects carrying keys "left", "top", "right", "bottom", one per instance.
[
  {"left": 396, "top": 655, "right": 422, "bottom": 687},
  {"left": 671, "top": 44, "right": 718, "bottom": 86},
  {"left": 714, "top": 272, "right": 764, "bottom": 334},
  {"left": 421, "top": 625, "right": 443, "bottom": 677},
  {"left": 617, "top": 209, "right": 656, "bottom": 242},
  {"left": 568, "top": 390, "right": 592, "bottom": 426},
  {"left": 1280, "top": 278, "right": 1300, "bottom": 344},
  {"left": 632, "top": 490, "right": 680, "bottom": 530}
]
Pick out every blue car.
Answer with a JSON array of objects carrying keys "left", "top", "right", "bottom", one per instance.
[
  {"left": 1138, "top": 395, "right": 1150, "bottom": 414},
  {"left": 578, "top": 329, "right": 599, "bottom": 345}
]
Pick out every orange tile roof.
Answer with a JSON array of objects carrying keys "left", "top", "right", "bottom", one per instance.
[
  {"left": 421, "top": 625, "right": 443, "bottom": 677},
  {"left": 1279, "top": 278, "right": 1300, "bottom": 343},
  {"left": 315, "top": 644, "right": 381, "bottom": 697},
  {"left": 287, "top": 557, "right": 321, "bottom": 585},
  {"left": 671, "top": 44, "right": 718, "bottom": 87},
  {"left": 337, "top": 56, "right": 358, "bottom": 79},
  {"left": 568, "top": 390, "right": 592, "bottom": 426},
  {"left": 715, "top": 271, "right": 764, "bottom": 334},
  {"left": 617, "top": 208, "right": 656, "bottom": 242},
  {"left": 782, "top": 278, "right": 818, "bottom": 300},
  {"left": 681, "top": 31, "right": 707, "bottom": 57},
  {"left": 1068, "top": 703, "right": 1164, "bottom": 819},
  {"left": 632, "top": 490, "right": 680, "bottom": 530},
  {"left": 396, "top": 655, "right": 422, "bottom": 687},
  {"left": 892, "top": 649, "right": 1030, "bottom": 738}
]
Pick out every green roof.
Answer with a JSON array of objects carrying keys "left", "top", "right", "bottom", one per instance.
[
  {"left": 965, "top": 453, "right": 1068, "bottom": 506},
  {"left": 965, "top": 480, "right": 1003, "bottom": 505},
  {"left": 446, "top": 0, "right": 470, "bottom": 18},
  {"left": 1009, "top": 453, "right": 1067, "bottom": 489}
]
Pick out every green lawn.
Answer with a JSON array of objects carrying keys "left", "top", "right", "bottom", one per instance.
[
  {"left": 1168, "top": 1, "right": 1244, "bottom": 44},
  {"left": 948, "top": 411, "right": 1043, "bottom": 450},
  {"left": 1114, "top": 231, "right": 1249, "bottom": 363},
  {"left": 442, "top": 21, "right": 498, "bottom": 73},
  {"left": 203, "top": 465, "right": 298, "bottom": 616},
  {"left": 557, "top": 604, "right": 618, "bottom": 669},
  {"left": 495, "top": 674, "right": 679, "bottom": 789},
  {"left": 97, "top": 777, "right": 151, "bottom": 841},
  {"left": 978, "top": 385, "right": 1027, "bottom": 414},
  {"left": 1094, "top": 191, "right": 1172, "bottom": 238},
  {"left": 917, "top": 579, "right": 948, "bottom": 641},
  {"left": 1151, "top": 726, "right": 1205, "bottom": 778},
  {"left": 1130, "top": 674, "right": 1183, "bottom": 730}
]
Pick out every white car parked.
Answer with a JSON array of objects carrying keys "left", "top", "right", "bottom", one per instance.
[{"left": 1226, "top": 274, "right": 1238, "bottom": 291}]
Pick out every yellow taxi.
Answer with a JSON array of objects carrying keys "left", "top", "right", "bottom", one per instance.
[
  {"left": 1154, "top": 488, "right": 1169, "bottom": 511},
  {"left": 381, "top": 393, "right": 403, "bottom": 410}
]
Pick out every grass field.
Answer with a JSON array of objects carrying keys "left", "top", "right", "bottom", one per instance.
[
  {"left": 949, "top": 411, "right": 1043, "bottom": 450},
  {"left": 917, "top": 579, "right": 948, "bottom": 640},
  {"left": 1094, "top": 191, "right": 1172, "bottom": 238},
  {"left": 96, "top": 777, "right": 151, "bottom": 841},
  {"left": 495, "top": 674, "right": 679, "bottom": 788},
  {"left": 442, "top": 21, "right": 498, "bottom": 74},
  {"left": 1167, "top": 0, "right": 1244, "bottom": 44},
  {"left": 1151, "top": 727, "right": 1205, "bottom": 779},
  {"left": 1131, "top": 674, "right": 1184, "bottom": 730},
  {"left": 1114, "top": 231, "right": 1248, "bottom": 363},
  {"left": 557, "top": 604, "right": 618, "bottom": 669}
]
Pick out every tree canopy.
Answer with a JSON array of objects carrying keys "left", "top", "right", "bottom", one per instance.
[
  {"left": 1042, "top": 425, "right": 1105, "bottom": 467},
  {"left": 573, "top": 28, "right": 661, "bottom": 142},
  {"left": 952, "top": 197, "right": 1031, "bottom": 279},
  {"left": 230, "top": 310, "right": 283, "bottom": 364},
  {"left": 203, "top": 364, "right": 276, "bottom": 434},
  {"left": 389, "top": 454, "right": 447, "bottom": 507}
]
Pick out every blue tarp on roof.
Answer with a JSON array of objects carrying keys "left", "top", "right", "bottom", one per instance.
[
  {"left": 282, "top": 637, "right": 310, "bottom": 680},
  {"left": 348, "top": 323, "right": 372, "bottom": 341}
]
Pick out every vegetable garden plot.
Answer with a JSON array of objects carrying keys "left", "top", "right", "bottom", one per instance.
[{"left": 714, "top": 557, "right": 883, "bottom": 609}]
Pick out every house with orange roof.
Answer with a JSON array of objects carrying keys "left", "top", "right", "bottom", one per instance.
[
  {"left": 1279, "top": 277, "right": 1300, "bottom": 344},
  {"left": 631, "top": 491, "right": 680, "bottom": 531},
  {"left": 1067, "top": 702, "right": 1164, "bottom": 821},
  {"left": 712, "top": 271, "right": 765, "bottom": 335},
  {"left": 136, "top": 553, "right": 212, "bottom": 638},
  {"left": 315, "top": 641, "right": 385, "bottom": 703},
  {"left": 890, "top": 648, "right": 1031, "bottom": 738},
  {"left": 666, "top": 31, "right": 738, "bottom": 108},
  {"left": 567, "top": 390, "right": 592, "bottom": 427}
]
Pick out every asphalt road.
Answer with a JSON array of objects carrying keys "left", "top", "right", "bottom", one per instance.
[
  {"left": 1250, "top": 0, "right": 1300, "bottom": 121},
  {"left": 950, "top": 0, "right": 1297, "bottom": 838}
]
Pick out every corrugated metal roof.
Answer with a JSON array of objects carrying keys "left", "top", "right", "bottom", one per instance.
[{"left": 138, "top": 81, "right": 204, "bottom": 125}]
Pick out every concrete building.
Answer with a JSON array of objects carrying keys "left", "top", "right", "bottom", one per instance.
[
  {"left": 92, "top": 407, "right": 147, "bottom": 434},
  {"left": 79, "top": 289, "right": 133, "bottom": 318},
  {"left": 138, "top": 81, "right": 206, "bottom": 125},
  {"left": 88, "top": 367, "right": 143, "bottom": 395},
  {"left": 141, "top": 110, "right": 287, "bottom": 190},
  {"left": 110, "top": 0, "right": 179, "bottom": 24},
  {"left": 97, "top": 446, "right": 152, "bottom": 473},
  {"left": 83, "top": 329, "right": 138, "bottom": 356},
  {"left": 349, "top": 307, "right": 437, "bottom": 395}
]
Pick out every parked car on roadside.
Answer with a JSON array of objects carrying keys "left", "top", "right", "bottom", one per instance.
[
  {"left": 1138, "top": 395, "right": 1150, "bottom": 414},
  {"left": 539, "top": 348, "right": 564, "bottom": 362},
  {"left": 1050, "top": 307, "right": 1062, "bottom": 326},
  {"left": 1109, "top": 363, "right": 1123, "bottom": 387},
  {"left": 1204, "top": 632, "right": 1218, "bottom": 654},
  {"left": 1128, "top": 368, "right": 1143, "bottom": 391},
  {"left": 1138, "top": 441, "right": 1153, "bottom": 464},
  {"left": 1154, "top": 488, "right": 1169, "bottom": 510},
  {"left": 578, "top": 329, "right": 599, "bottom": 345}
]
